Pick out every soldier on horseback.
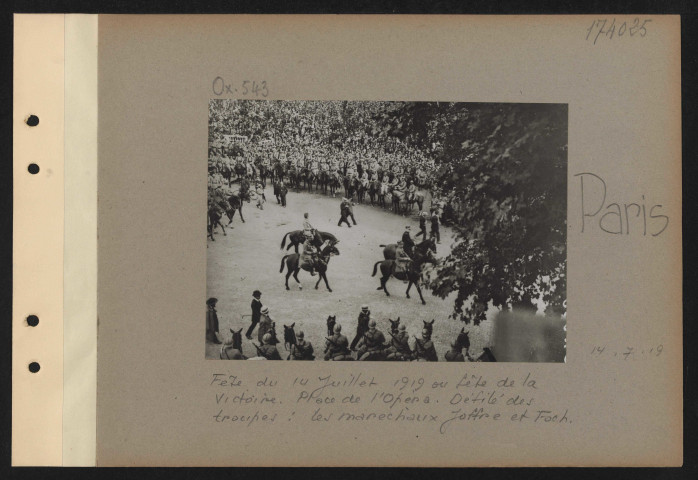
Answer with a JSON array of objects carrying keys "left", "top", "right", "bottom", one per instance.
[
  {"left": 356, "top": 319, "right": 386, "bottom": 361},
  {"left": 444, "top": 339, "right": 466, "bottom": 362},
  {"left": 324, "top": 324, "right": 353, "bottom": 361},
  {"left": 386, "top": 323, "right": 412, "bottom": 361},
  {"left": 302, "top": 213, "right": 318, "bottom": 276},
  {"left": 413, "top": 329, "right": 438, "bottom": 362},
  {"left": 257, "top": 333, "right": 282, "bottom": 360},
  {"left": 289, "top": 331, "right": 315, "bottom": 360}
]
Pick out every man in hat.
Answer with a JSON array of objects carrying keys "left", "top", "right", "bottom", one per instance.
[
  {"left": 413, "top": 328, "right": 438, "bottom": 362},
  {"left": 386, "top": 323, "right": 412, "bottom": 360},
  {"left": 350, "top": 305, "right": 371, "bottom": 351},
  {"left": 206, "top": 297, "right": 221, "bottom": 344},
  {"left": 257, "top": 305, "right": 273, "bottom": 344},
  {"left": 444, "top": 339, "right": 466, "bottom": 362},
  {"left": 356, "top": 319, "right": 387, "bottom": 361},
  {"left": 246, "top": 290, "right": 263, "bottom": 340},
  {"left": 289, "top": 331, "right": 315, "bottom": 360},
  {"left": 324, "top": 324, "right": 352, "bottom": 361},
  {"left": 258, "top": 333, "right": 282, "bottom": 360}
]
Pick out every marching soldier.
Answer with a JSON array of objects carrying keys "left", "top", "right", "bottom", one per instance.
[
  {"left": 350, "top": 305, "right": 371, "bottom": 351},
  {"left": 289, "top": 331, "right": 315, "bottom": 360},
  {"left": 415, "top": 211, "right": 429, "bottom": 239},
  {"left": 324, "top": 324, "right": 352, "bottom": 361},
  {"left": 245, "top": 290, "right": 262, "bottom": 340}
]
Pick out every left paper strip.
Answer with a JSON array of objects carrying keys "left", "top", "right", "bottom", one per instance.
[{"left": 13, "top": 14, "right": 66, "bottom": 466}]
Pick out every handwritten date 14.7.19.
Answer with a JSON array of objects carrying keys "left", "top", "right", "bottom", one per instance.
[
  {"left": 586, "top": 18, "right": 651, "bottom": 45},
  {"left": 590, "top": 344, "right": 663, "bottom": 360}
]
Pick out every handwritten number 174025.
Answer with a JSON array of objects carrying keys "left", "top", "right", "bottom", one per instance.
[{"left": 586, "top": 18, "right": 651, "bottom": 45}]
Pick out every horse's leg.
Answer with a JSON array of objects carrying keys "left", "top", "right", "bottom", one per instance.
[
  {"left": 285, "top": 266, "right": 292, "bottom": 290},
  {"left": 382, "top": 275, "right": 391, "bottom": 296},
  {"left": 321, "top": 272, "right": 332, "bottom": 292},
  {"left": 415, "top": 280, "right": 426, "bottom": 305},
  {"left": 293, "top": 269, "right": 302, "bottom": 290},
  {"left": 218, "top": 221, "right": 226, "bottom": 236},
  {"left": 238, "top": 206, "right": 245, "bottom": 223},
  {"left": 406, "top": 279, "right": 412, "bottom": 299}
]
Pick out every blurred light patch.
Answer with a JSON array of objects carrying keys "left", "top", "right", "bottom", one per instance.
[{"left": 491, "top": 310, "right": 566, "bottom": 363}]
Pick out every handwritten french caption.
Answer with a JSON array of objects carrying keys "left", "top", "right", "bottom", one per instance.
[
  {"left": 585, "top": 18, "right": 651, "bottom": 45},
  {"left": 209, "top": 372, "right": 571, "bottom": 434},
  {"left": 212, "top": 77, "right": 268, "bottom": 97}
]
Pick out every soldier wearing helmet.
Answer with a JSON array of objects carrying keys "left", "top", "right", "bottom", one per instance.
[
  {"left": 258, "top": 333, "right": 281, "bottom": 360},
  {"left": 324, "top": 323, "right": 352, "bottom": 361},
  {"left": 444, "top": 338, "right": 465, "bottom": 362},
  {"left": 356, "top": 319, "right": 386, "bottom": 361},
  {"left": 290, "top": 331, "right": 315, "bottom": 361}
]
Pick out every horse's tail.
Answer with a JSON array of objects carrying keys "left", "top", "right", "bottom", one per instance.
[
  {"left": 281, "top": 232, "right": 290, "bottom": 249},
  {"left": 372, "top": 260, "right": 383, "bottom": 277},
  {"left": 280, "top": 255, "right": 289, "bottom": 273},
  {"left": 379, "top": 244, "right": 387, "bottom": 248}
]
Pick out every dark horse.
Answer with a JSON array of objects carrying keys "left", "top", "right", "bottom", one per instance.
[
  {"left": 326, "top": 315, "right": 337, "bottom": 336},
  {"left": 220, "top": 328, "right": 247, "bottom": 360},
  {"left": 280, "top": 242, "right": 340, "bottom": 291},
  {"left": 207, "top": 205, "right": 226, "bottom": 241},
  {"left": 283, "top": 323, "right": 297, "bottom": 351},
  {"left": 280, "top": 230, "right": 339, "bottom": 254},
  {"left": 371, "top": 241, "right": 436, "bottom": 304},
  {"left": 224, "top": 193, "right": 246, "bottom": 225},
  {"left": 380, "top": 238, "right": 436, "bottom": 260}
]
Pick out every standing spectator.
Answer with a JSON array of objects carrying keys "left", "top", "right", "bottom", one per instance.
[
  {"left": 245, "top": 290, "right": 263, "bottom": 339},
  {"left": 206, "top": 297, "right": 221, "bottom": 344},
  {"left": 337, "top": 197, "right": 353, "bottom": 228},
  {"left": 430, "top": 209, "right": 441, "bottom": 244},
  {"left": 415, "top": 211, "right": 428, "bottom": 239},
  {"left": 350, "top": 305, "right": 371, "bottom": 351}
]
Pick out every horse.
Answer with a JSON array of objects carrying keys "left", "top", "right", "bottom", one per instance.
[
  {"left": 207, "top": 205, "right": 226, "bottom": 241},
  {"left": 326, "top": 315, "right": 337, "bottom": 336},
  {"left": 423, "top": 319, "right": 435, "bottom": 335},
  {"left": 280, "top": 242, "right": 340, "bottom": 292},
  {"left": 455, "top": 328, "right": 472, "bottom": 359},
  {"left": 475, "top": 347, "right": 497, "bottom": 362},
  {"left": 354, "top": 178, "right": 367, "bottom": 204},
  {"left": 371, "top": 248, "right": 436, "bottom": 304},
  {"left": 385, "top": 317, "right": 412, "bottom": 361},
  {"left": 283, "top": 323, "right": 297, "bottom": 351},
  {"left": 220, "top": 328, "right": 247, "bottom": 360},
  {"left": 224, "top": 193, "right": 246, "bottom": 225},
  {"left": 280, "top": 230, "right": 339, "bottom": 254},
  {"left": 380, "top": 238, "right": 436, "bottom": 260},
  {"left": 328, "top": 172, "right": 342, "bottom": 197},
  {"left": 368, "top": 180, "right": 385, "bottom": 206}
]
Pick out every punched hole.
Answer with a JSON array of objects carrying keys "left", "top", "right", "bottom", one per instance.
[
  {"left": 26, "top": 115, "right": 40, "bottom": 127},
  {"left": 27, "top": 164, "right": 40, "bottom": 174},
  {"left": 28, "top": 362, "right": 40, "bottom": 373},
  {"left": 26, "top": 315, "right": 39, "bottom": 327}
]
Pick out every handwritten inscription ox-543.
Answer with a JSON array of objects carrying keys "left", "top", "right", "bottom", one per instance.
[{"left": 209, "top": 372, "right": 569, "bottom": 434}]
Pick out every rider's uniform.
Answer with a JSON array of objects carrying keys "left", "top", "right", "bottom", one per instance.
[
  {"left": 357, "top": 329, "right": 386, "bottom": 359},
  {"left": 290, "top": 339, "right": 315, "bottom": 360},
  {"left": 444, "top": 349, "right": 466, "bottom": 362},
  {"left": 324, "top": 333, "right": 350, "bottom": 360}
]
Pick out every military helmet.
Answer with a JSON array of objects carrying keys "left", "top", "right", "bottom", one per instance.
[
  {"left": 368, "top": 319, "right": 377, "bottom": 328},
  {"left": 297, "top": 331, "right": 304, "bottom": 338},
  {"left": 333, "top": 324, "right": 342, "bottom": 333},
  {"left": 398, "top": 324, "right": 406, "bottom": 331},
  {"left": 262, "top": 333, "right": 272, "bottom": 344}
]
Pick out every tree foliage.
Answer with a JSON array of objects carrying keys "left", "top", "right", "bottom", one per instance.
[{"left": 373, "top": 102, "right": 567, "bottom": 324}]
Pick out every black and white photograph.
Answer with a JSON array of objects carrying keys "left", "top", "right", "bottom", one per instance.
[{"left": 206, "top": 100, "right": 567, "bottom": 362}]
